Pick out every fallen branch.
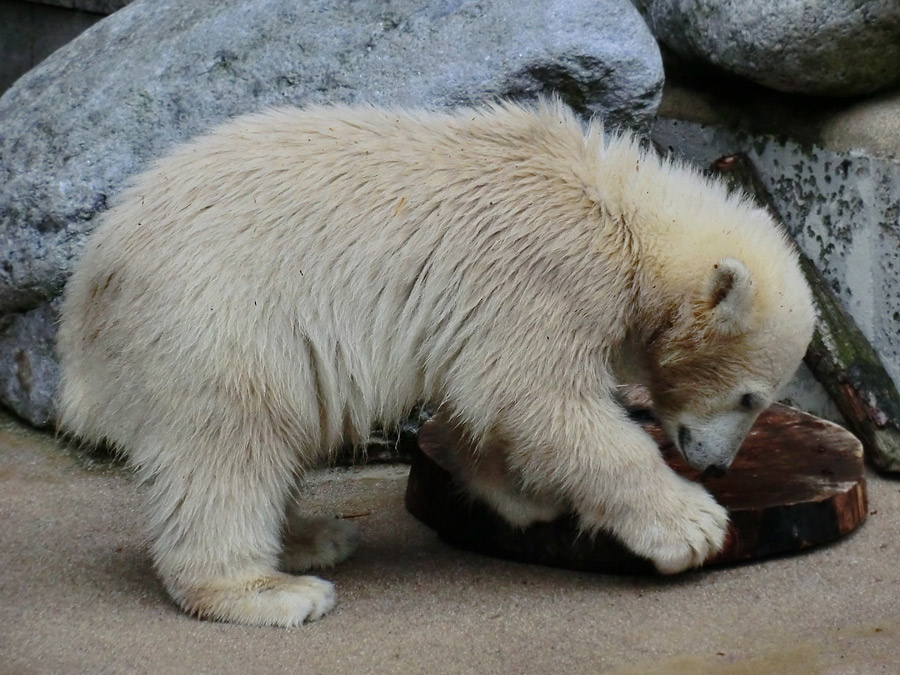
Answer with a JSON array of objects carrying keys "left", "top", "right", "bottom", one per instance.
[{"left": 710, "top": 153, "right": 900, "bottom": 473}]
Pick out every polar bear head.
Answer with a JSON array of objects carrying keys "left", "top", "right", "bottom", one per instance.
[
  {"left": 591, "top": 129, "right": 817, "bottom": 477},
  {"left": 643, "top": 255, "right": 815, "bottom": 476}
]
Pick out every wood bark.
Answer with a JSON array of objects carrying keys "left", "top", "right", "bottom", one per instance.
[{"left": 710, "top": 154, "right": 900, "bottom": 473}]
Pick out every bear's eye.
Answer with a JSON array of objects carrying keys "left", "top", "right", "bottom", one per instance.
[{"left": 739, "top": 393, "right": 761, "bottom": 411}]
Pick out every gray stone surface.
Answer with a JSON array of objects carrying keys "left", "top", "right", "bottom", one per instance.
[
  {"left": 635, "top": 0, "right": 900, "bottom": 96},
  {"left": 0, "top": 0, "right": 664, "bottom": 426},
  {"left": 819, "top": 89, "right": 900, "bottom": 159}
]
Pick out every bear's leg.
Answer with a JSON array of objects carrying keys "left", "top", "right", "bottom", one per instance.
[
  {"left": 425, "top": 426, "right": 563, "bottom": 528},
  {"left": 463, "top": 479, "right": 563, "bottom": 529},
  {"left": 506, "top": 396, "right": 729, "bottom": 573},
  {"left": 453, "top": 453, "right": 563, "bottom": 528},
  {"left": 428, "top": 426, "right": 564, "bottom": 528},
  {"left": 280, "top": 510, "right": 361, "bottom": 572},
  {"left": 145, "top": 433, "right": 338, "bottom": 627}
]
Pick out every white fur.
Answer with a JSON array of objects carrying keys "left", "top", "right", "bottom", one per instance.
[{"left": 57, "top": 99, "right": 815, "bottom": 626}]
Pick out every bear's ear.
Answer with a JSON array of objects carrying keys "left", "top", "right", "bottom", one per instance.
[{"left": 704, "top": 257, "right": 753, "bottom": 333}]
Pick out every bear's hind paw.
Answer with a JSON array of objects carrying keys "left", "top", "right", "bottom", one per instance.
[{"left": 172, "top": 573, "right": 337, "bottom": 627}]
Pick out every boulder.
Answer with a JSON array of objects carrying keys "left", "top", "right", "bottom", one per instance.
[
  {"left": 0, "top": 0, "right": 664, "bottom": 427},
  {"left": 635, "top": 0, "right": 900, "bottom": 96}
]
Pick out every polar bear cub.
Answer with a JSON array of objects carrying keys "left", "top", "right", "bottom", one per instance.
[{"left": 57, "top": 100, "right": 815, "bottom": 627}]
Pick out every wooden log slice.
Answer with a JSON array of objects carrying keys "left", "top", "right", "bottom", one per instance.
[{"left": 405, "top": 391, "right": 867, "bottom": 573}]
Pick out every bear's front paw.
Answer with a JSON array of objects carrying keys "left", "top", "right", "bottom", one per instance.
[
  {"left": 606, "top": 479, "right": 729, "bottom": 574},
  {"left": 647, "top": 480, "right": 729, "bottom": 574}
]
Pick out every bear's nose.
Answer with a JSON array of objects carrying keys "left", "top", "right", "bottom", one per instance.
[{"left": 702, "top": 464, "right": 728, "bottom": 479}]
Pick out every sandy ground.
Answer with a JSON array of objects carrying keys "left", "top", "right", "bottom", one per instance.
[{"left": 1, "top": 411, "right": 898, "bottom": 675}]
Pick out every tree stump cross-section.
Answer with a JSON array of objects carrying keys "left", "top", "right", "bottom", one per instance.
[{"left": 405, "top": 390, "right": 867, "bottom": 573}]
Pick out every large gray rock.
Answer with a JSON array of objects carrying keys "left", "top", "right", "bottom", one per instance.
[
  {"left": 635, "top": 0, "right": 900, "bottom": 97},
  {"left": 0, "top": 0, "right": 664, "bottom": 426}
]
